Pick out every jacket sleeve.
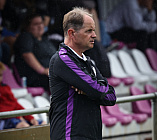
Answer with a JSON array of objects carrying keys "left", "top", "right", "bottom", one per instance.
[
  {"left": 52, "top": 50, "right": 116, "bottom": 106},
  {"left": 94, "top": 66, "right": 116, "bottom": 106}
]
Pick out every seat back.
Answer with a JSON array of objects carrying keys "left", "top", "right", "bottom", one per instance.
[
  {"left": 107, "top": 52, "right": 128, "bottom": 78},
  {"left": 105, "top": 104, "right": 123, "bottom": 116},
  {"left": 145, "top": 84, "right": 157, "bottom": 93},
  {"left": 100, "top": 106, "right": 109, "bottom": 117},
  {"left": 144, "top": 84, "right": 157, "bottom": 105},
  {"left": 130, "top": 86, "right": 151, "bottom": 116},
  {"left": 118, "top": 50, "right": 141, "bottom": 76},
  {"left": 2, "top": 64, "right": 21, "bottom": 88},
  {"left": 18, "top": 98, "right": 40, "bottom": 120},
  {"left": 145, "top": 48, "right": 157, "bottom": 71},
  {"left": 131, "top": 49, "right": 154, "bottom": 74},
  {"left": 34, "top": 96, "right": 50, "bottom": 123}
]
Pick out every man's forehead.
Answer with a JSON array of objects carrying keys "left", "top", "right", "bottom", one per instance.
[{"left": 83, "top": 15, "right": 95, "bottom": 27}]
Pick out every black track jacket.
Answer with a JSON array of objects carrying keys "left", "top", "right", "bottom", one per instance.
[{"left": 49, "top": 43, "right": 116, "bottom": 140}]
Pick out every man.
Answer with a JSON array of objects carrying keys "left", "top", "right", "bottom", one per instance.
[
  {"left": 105, "top": 0, "right": 157, "bottom": 52},
  {"left": 49, "top": 7, "right": 116, "bottom": 140}
]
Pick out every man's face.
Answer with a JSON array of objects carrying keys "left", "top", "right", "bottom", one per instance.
[
  {"left": 73, "top": 15, "right": 96, "bottom": 51},
  {"left": 28, "top": 16, "right": 44, "bottom": 39}
]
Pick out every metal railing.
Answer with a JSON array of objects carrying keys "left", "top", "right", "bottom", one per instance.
[{"left": 0, "top": 92, "right": 157, "bottom": 140}]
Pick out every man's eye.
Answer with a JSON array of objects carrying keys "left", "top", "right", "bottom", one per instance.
[{"left": 87, "top": 29, "right": 92, "bottom": 32}]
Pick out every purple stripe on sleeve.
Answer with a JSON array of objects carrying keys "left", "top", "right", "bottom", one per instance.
[
  {"left": 104, "top": 90, "right": 116, "bottom": 101},
  {"left": 59, "top": 48, "right": 107, "bottom": 93},
  {"left": 66, "top": 88, "right": 74, "bottom": 140}
]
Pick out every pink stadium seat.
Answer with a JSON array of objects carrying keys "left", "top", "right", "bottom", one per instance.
[
  {"left": 130, "top": 86, "right": 151, "bottom": 117},
  {"left": 107, "top": 77, "right": 121, "bottom": 87},
  {"left": 144, "top": 84, "right": 157, "bottom": 105},
  {"left": 2, "top": 64, "right": 44, "bottom": 97},
  {"left": 2, "top": 65, "right": 21, "bottom": 89},
  {"left": 130, "top": 113, "right": 148, "bottom": 123},
  {"left": 105, "top": 104, "right": 147, "bottom": 125},
  {"left": 146, "top": 48, "right": 157, "bottom": 71},
  {"left": 100, "top": 106, "right": 118, "bottom": 127},
  {"left": 107, "top": 77, "right": 134, "bottom": 87},
  {"left": 145, "top": 84, "right": 157, "bottom": 94},
  {"left": 105, "top": 104, "right": 133, "bottom": 125},
  {"left": 120, "top": 77, "right": 134, "bottom": 86}
]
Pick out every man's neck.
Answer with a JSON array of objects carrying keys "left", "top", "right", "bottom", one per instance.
[{"left": 64, "top": 40, "right": 83, "bottom": 57}]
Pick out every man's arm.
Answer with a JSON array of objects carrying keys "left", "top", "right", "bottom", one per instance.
[{"left": 52, "top": 51, "right": 116, "bottom": 106}]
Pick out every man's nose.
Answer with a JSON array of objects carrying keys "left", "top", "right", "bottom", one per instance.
[{"left": 92, "top": 31, "right": 97, "bottom": 38}]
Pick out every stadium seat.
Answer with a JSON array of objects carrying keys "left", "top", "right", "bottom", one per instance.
[
  {"left": 2, "top": 64, "right": 28, "bottom": 98},
  {"left": 131, "top": 49, "right": 157, "bottom": 82},
  {"left": 105, "top": 104, "right": 147, "bottom": 125},
  {"left": 144, "top": 84, "right": 157, "bottom": 105},
  {"left": 107, "top": 77, "right": 121, "bottom": 87},
  {"left": 100, "top": 106, "right": 118, "bottom": 127},
  {"left": 3, "top": 64, "right": 45, "bottom": 97},
  {"left": 145, "top": 84, "right": 157, "bottom": 94},
  {"left": 145, "top": 48, "right": 157, "bottom": 71},
  {"left": 130, "top": 86, "right": 151, "bottom": 117},
  {"left": 17, "top": 98, "right": 40, "bottom": 120},
  {"left": 105, "top": 104, "right": 133, "bottom": 125},
  {"left": 107, "top": 53, "right": 134, "bottom": 85},
  {"left": 33, "top": 96, "right": 50, "bottom": 123},
  {"left": 117, "top": 50, "right": 150, "bottom": 84}
]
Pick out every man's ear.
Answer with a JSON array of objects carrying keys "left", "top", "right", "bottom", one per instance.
[{"left": 67, "top": 29, "right": 75, "bottom": 38}]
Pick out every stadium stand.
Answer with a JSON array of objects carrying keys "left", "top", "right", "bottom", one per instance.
[{"left": 1, "top": 0, "right": 157, "bottom": 139}]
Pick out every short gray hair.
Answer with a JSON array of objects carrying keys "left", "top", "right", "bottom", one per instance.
[{"left": 63, "top": 7, "right": 93, "bottom": 36}]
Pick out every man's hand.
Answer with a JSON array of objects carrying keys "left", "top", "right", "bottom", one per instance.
[{"left": 71, "top": 86, "right": 86, "bottom": 95}]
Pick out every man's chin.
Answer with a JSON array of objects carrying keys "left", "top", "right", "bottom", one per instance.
[{"left": 89, "top": 44, "right": 94, "bottom": 49}]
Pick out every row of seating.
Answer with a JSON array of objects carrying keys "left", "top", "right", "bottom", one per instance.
[
  {"left": 18, "top": 96, "right": 50, "bottom": 123},
  {"left": 1, "top": 48, "right": 157, "bottom": 137},
  {"left": 2, "top": 64, "right": 50, "bottom": 124},
  {"left": 101, "top": 84, "right": 157, "bottom": 138},
  {"left": 107, "top": 48, "right": 157, "bottom": 86},
  {"left": 102, "top": 48, "right": 157, "bottom": 137},
  {"left": 101, "top": 84, "right": 156, "bottom": 127}
]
